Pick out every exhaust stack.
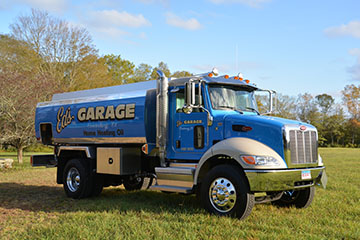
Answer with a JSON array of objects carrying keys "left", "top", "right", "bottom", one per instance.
[{"left": 156, "top": 70, "right": 168, "bottom": 167}]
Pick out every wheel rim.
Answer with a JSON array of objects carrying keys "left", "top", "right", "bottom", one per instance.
[
  {"left": 67, "top": 167, "right": 81, "bottom": 192},
  {"left": 209, "top": 177, "right": 237, "bottom": 213}
]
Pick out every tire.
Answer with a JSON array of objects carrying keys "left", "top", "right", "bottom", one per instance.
[
  {"left": 90, "top": 174, "right": 104, "bottom": 197},
  {"left": 272, "top": 186, "right": 315, "bottom": 208},
  {"left": 123, "top": 176, "right": 145, "bottom": 191},
  {"left": 63, "top": 159, "right": 93, "bottom": 199},
  {"left": 200, "top": 165, "right": 254, "bottom": 220},
  {"left": 123, "top": 176, "right": 153, "bottom": 191}
]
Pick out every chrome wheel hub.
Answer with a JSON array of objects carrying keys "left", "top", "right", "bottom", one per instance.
[
  {"left": 209, "top": 177, "right": 237, "bottom": 213},
  {"left": 67, "top": 167, "right": 81, "bottom": 192}
]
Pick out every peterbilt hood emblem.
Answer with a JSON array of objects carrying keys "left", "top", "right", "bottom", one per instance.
[{"left": 300, "top": 125, "right": 307, "bottom": 131}]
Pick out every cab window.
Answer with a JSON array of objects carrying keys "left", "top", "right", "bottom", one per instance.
[{"left": 175, "top": 88, "right": 204, "bottom": 113}]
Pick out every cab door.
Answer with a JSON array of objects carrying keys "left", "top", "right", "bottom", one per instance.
[{"left": 167, "top": 87, "right": 209, "bottom": 160}]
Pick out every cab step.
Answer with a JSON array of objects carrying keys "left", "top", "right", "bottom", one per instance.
[
  {"left": 150, "top": 164, "right": 197, "bottom": 194},
  {"left": 150, "top": 185, "right": 192, "bottom": 193}
]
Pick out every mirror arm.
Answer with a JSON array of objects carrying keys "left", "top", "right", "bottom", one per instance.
[
  {"left": 200, "top": 106, "right": 213, "bottom": 126},
  {"left": 262, "top": 89, "right": 276, "bottom": 115}
]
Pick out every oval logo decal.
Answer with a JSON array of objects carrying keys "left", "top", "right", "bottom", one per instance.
[{"left": 300, "top": 125, "right": 307, "bottom": 131}]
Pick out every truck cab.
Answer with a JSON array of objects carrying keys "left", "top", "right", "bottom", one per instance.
[{"left": 32, "top": 68, "right": 326, "bottom": 220}]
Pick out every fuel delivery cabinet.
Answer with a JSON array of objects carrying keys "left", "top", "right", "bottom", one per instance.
[{"left": 32, "top": 69, "right": 327, "bottom": 219}]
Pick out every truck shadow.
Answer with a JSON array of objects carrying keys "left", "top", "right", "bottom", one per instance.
[{"left": 0, "top": 182, "right": 202, "bottom": 215}]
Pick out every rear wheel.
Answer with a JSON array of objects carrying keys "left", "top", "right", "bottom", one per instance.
[
  {"left": 63, "top": 159, "right": 93, "bottom": 199},
  {"left": 272, "top": 186, "right": 315, "bottom": 208},
  {"left": 200, "top": 165, "right": 254, "bottom": 220}
]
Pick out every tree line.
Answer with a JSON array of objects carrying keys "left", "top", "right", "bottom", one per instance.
[
  {"left": 258, "top": 90, "right": 360, "bottom": 147},
  {"left": 0, "top": 9, "right": 360, "bottom": 163}
]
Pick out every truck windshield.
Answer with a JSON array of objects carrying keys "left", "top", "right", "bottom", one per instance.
[{"left": 209, "top": 85, "right": 258, "bottom": 112}]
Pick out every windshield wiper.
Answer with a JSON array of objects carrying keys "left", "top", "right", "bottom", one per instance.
[
  {"left": 217, "top": 105, "right": 235, "bottom": 110},
  {"left": 244, "top": 107, "right": 260, "bottom": 115},
  {"left": 217, "top": 106, "right": 243, "bottom": 114}
]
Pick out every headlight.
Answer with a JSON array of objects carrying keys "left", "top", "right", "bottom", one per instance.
[{"left": 241, "top": 155, "right": 281, "bottom": 166}]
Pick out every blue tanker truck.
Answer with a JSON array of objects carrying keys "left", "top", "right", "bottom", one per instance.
[{"left": 32, "top": 69, "right": 326, "bottom": 219}]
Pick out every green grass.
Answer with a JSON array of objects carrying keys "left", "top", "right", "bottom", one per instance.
[{"left": 0, "top": 148, "right": 359, "bottom": 239}]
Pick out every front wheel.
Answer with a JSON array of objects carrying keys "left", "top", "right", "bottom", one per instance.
[
  {"left": 200, "top": 165, "right": 254, "bottom": 220},
  {"left": 272, "top": 186, "right": 315, "bottom": 208}
]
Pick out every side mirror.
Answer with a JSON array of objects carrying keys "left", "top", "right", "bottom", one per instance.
[
  {"left": 264, "top": 90, "right": 276, "bottom": 115},
  {"left": 255, "top": 89, "right": 276, "bottom": 115}
]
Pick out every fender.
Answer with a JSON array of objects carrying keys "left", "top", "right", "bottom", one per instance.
[
  {"left": 193, "top": 137, "right": 287, "bottom": 185},
  {"left": 57, "top": 146, "right": 94, "bottom": 159}
]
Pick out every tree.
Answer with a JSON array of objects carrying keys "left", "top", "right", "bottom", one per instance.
[
  {"left": 326, "top": 105, "right": 346, "bottom": 146},
  {"left": 296, "top": 93, "right": 320, "bottom": 124},
  {"left": 0, "top": 34, "right": 43, "bottom": 73},
  {"left": 102, "top": 54, "right": 135, "bottom": 84},
  {"left": 69, "top": 55, "right": 115, "bottom": 91},
  {"left": 171, "top": 71, "right": 192, "bottom": 78},
  {"left": 314, "top": 94, "right": 335, "bottom": 146},
  {"left": 0, "top": 70, "right": 56, "bottom": 163},
  {"left": 342, "top": 84, "right": 360, "bottom": 144},
  {"left": 316, "top": 94, "right": 334, "bottom": 115},
  {"left": 272, "top": 94, "right": 297, "bottom": 119},
  {"left": 132, "top": 63, "right": 153, "bottom": 82},
  {"left": 10, "top": 8, "right": 98, "bottom": 90},
  {"left": 151, "top": 61, "right": 171, "bottom": 79},
  {"left": 0, "top": 36, "right": 57, "bottom": 163}
]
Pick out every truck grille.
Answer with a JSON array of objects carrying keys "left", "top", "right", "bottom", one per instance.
[{"left": 289, "top": 130, "right": 317, "bottom": 164}]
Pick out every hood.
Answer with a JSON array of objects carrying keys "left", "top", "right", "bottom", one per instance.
[{"left": 223, "top": 114, "right": 314, "bottom": 158}]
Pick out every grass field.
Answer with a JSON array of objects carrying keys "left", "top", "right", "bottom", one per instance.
[{"left": 0, "top": 149, "right": 359, "bottom": 239}]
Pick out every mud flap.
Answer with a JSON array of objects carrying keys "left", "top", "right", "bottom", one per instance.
[
  {"left": 319, "top": 170, "right": 327, "bottom": 189},
  {"left": 31, "top": 154, "right": 57, "bottom": 167}
]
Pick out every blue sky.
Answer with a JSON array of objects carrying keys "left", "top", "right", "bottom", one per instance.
[{"left": 0, "top": 0, "right": 359, "bottom": 100}]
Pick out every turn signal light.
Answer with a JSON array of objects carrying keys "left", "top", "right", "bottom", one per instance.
[
  {"left": 242, "top": 156, "right": 256, "bottom": 165},
  {"left": 242, "top": 126, "right": 252, "bottom": 132},
  {"left": 141, "top": 144, "right": 148, "bottom": 154}
]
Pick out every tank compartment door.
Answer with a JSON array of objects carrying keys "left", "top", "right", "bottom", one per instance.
[
  {"left": 96, "top": 147, "right": 141, "bottom": 175},
  {"left": 97, "top": 148, "right": 121, "bottom": 175}
]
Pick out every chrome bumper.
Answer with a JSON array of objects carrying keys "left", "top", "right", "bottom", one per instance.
[{"left": 245, "top": 166, "right": 326, "bottom": 192}]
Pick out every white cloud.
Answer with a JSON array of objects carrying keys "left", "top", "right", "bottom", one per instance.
[
  {"left": 324, "top": 21, "right": 360, "bottom": 39},
  {"left": 349, "top": 48, "right": 360, "bottom": 57},
  {"left": 165, "top": 12, "right": 202, "bottom": 31},
  {"left": 17, "top": 0, "right": 68, "bottom": 13},
  {"left": 209, "top": 0, "right": 271, "bottom": 8},
  {"left": 348, "top": 48, "right": 360, "bottom": 81},
  {"left": 0, "top": 0, "right": 68, "bottom": 12},
  {"left": 82, "top": 10, "right": 150, "bottom": 41},
  {"left": 89, "top": 10, "right": 151, "bottom": 28}
]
